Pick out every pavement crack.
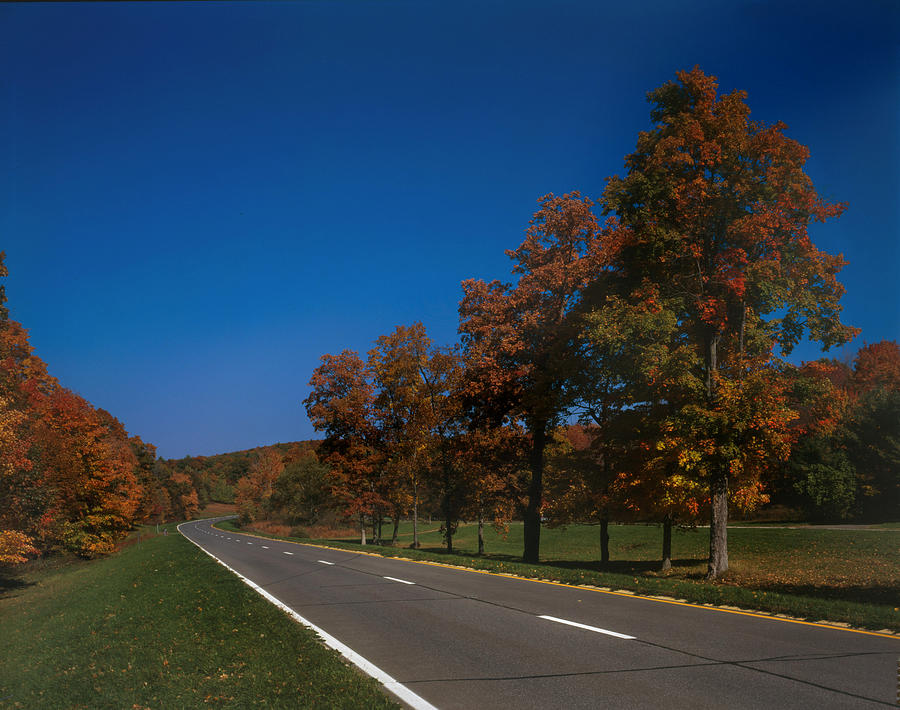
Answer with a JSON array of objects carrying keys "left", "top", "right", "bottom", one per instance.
[{"left": 401, "top": 651, "right": 896, "bottom": 707}]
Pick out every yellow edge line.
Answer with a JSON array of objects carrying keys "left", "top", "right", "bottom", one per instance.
[{"left": 208, "top": 522, "right": 899, "bottom": 641}]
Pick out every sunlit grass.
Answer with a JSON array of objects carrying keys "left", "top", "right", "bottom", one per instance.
[{"left": 0, "top": 524, "right": 397, "bottom": 709}]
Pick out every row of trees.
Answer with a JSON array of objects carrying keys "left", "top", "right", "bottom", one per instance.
[
  {"left": 302, "top": 68, "right": 871, "bottom": 578},
  {"left": 303, "top": 324, "right": 522, "bottom": 552},
  {"left": 0, "top": 254, "right": 199, "bottom": 563}
]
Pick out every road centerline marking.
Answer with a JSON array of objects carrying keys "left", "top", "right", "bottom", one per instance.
[
  {"left": 384, "top": 576, "right": 415, "bottom": 585},
  {"left": 283, "top": 551, "right": 294, "bottom": 555},
  {"left": 539, "top": 615, "right": 635, "bottom": 640},
  {"left": 318, "top": 560, "right": 335, "bottom": 565},
  {"left": 262, "top": 546, "right": 269, "bottom": 549}
]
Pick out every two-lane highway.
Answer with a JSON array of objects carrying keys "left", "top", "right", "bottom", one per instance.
[{"left": 179, "top": 519, "right": 898, "bottom": 709}]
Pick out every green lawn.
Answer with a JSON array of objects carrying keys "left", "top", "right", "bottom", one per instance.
[
  {"left": 235, "top": 519, "right": 899, "bottom": 633},
  {"left": 0, "top": 524, "right": 397, "bottom": 709},
  {"left": 388, "top": 521, "right": 898, "bottom": 605}
]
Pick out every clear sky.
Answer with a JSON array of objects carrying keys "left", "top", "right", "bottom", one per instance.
[{"left": 2, "top": 1, "right": 897, "bottom": 459}]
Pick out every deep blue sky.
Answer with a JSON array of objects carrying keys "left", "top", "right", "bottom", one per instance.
[{"left": 2, "top": 1, "right": 897, "bottom": 458}]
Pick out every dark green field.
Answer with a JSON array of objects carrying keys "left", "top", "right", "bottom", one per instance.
[{"left": 0, "top": 525, "right": 397, "bottom": 709}]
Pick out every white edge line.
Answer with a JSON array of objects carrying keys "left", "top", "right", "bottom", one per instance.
[
  {"left": 539, "top": 614, "right": 635, "bottom": 640},
  {"left": 318, "top": 560, "right": 335, "bottom": 565},
  {"left": 177, "top": 520, "right": 438, "bottom": 710},
  {"left": 384, "top": 576, "right": 415, "bottom": 585}
]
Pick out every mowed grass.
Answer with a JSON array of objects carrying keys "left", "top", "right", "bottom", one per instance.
[
  {"left": 392, "top": 521, "right": 899, "bottom": 603},
  {"left": 0, "top": 524, "right": 397, "bottom": 710},
  {"left": 246, "top": 519, "right": 899, "bottom": 633}
]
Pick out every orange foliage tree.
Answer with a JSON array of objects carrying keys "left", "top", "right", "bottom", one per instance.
[
  {"left": 0, "top": 252, "right": 162, "bottom": 561},
  {"left": 28, "top": 389, "right": 143, "bottom": 556},
  {"left": 852, "top": 341, "right": 900, "bottom": 394},
  {"left": 459, "top": 192, "right": 602, "bottom": 563},
  {"left": 453, "top": 422, "right": 525, "bottom": 555},
  {"left": 304, "top": 350, "right": 386, "bottom": 544},
  {"left": 369, "top": 324, "right": 463, "bottom": 548},
  {"left": 235, "top": 448, "right": 285, "bottom": 523}
]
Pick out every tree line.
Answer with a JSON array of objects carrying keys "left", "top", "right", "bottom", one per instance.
[
  {"left": 3, "top": 68, "right": 896, "bottom": 576},
  {"left": 290, "top": 67, "right": 897, "bottom": 579}
]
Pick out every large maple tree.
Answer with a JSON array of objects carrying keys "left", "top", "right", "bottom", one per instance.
[{"left": 600, "top": 68, "right": 856, "bottom": 577}]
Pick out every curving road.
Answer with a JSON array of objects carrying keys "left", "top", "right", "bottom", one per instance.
[{"left": 179, "top": 518, "right": 898, "bottom": 709}]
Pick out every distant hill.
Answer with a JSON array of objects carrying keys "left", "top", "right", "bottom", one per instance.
[{"left": 164, "top": 441, "right": 321, "bottom": 485}]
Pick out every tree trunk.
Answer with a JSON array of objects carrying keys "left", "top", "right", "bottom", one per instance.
[
  {"left": 391, "top": 514, "right": 399, "bottom": 545},
  {"left": 360, "top": 517, "right": 366, "bottom": 546},
  {"left": 523, "top": 421, "right": 547, "bottom": 564},
  {"left": 477, "top": 507, "right": 485, "bottom": 555},
  {"left": 600, "top": 453, "right": 610, "bottom": 565},
  {"left": 600, "top": 514, "right": 610, "bottom": 565},
  {"left": 704, "top": 330, "right": 729, "bottom": 580},
  {"left": 412, "top": 485, "right": 419, "bottom": 549},
  {"left": 441, "top": 459, "right": 454, "bottom": 553},
  {"left": 445, "top": 511, "right": 453, "bottom": 553},
  {"left": 661, "top": 514, "right": 672, "bottom": 571},
  {"left": 707, "top": 471, "right": 729, "bottom": 579}
]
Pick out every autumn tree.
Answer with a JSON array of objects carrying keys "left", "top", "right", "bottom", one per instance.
[
  {"left": 601, "top": 68, "right": 856, "bottom": 577},
  {"left": 0, "top": 391, "right": 38, "bottom": 564},
  {"left": 782, "top": 360, "right": 856, "bottom": 520},
  {"left": 846, "top": 341, "right": 900, "bottom": 520},
  {"left": 852, "top": 341, "right": 900, "bottom": 394},
  {"left": 541, "top": 423, "right": 630, "bottom": 564},
  {"left": 568, "top": 280, "right": 699, "bottom": 564},
  {"left": 235, "top": 448, "right": 285, "bottom": 523},
  {"left": 452, "top": 418, "right": 525, "bottom": 555},
  {"left": 0, "top": 253, "right": 158, "bottom": 558},
  {"left": 304, "top": 351, "right": 386, "bottom": 544},
  {"left": 0, "top": 254, "right": 42, "bottom": 563},
  {"left": 459, "top": 192, "right": 602, "bottom": 563},
  {"left": 369, "top": 323, "right": 437, "bottom": 546},
  {"left": 27, "top": 389, "right": 144, "bottom": 556}
]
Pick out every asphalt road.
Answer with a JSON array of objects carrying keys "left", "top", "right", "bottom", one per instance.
[{"left": 178, "top": 519, "right": 899, "bottom": 709}]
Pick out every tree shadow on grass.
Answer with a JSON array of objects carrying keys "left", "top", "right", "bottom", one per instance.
[
  {"left": 736, "top": 581, "right": 900, "bottom": 607},
  {"left": 340, "top": 542, "right": 708, "bottom": 577},
  {"left": 0, "top": 570, "right": 34, "bottom": 598},
  {"left": 542, "top": 558, "right": 705, "bottom": 576}
]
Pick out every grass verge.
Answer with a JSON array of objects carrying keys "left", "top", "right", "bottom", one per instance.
[
  {"left": 0, "top": 522, "right": 397, "bottom": 709},
  {"left": 218, "top": 519, "right": 900, "bottom": 634}
]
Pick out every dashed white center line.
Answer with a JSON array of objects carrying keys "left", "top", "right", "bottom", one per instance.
[
  {"left": 262, "top": 546, "right": 269, "bottom": 549},
  {"left": 383, "top": 576, "right": 415, "bottom": 585},
  {"left": 318, "top": 560, "right": 335, "bottom": 565},
  {"left": 283, "top": 551, "right": 294, "bottom": 555},
  {"left": 247, "top": 542, "right": 253, "bottom": 545},
  {"left": 538, "top": 615, "right": 635, "bottom": 639}
]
